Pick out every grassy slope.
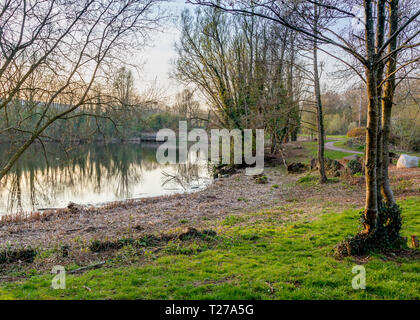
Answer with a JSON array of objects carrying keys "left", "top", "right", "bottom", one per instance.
[
  {"left": 299, "top": 134, "right": 348, "bottom": 139},
  {"left": 291, "top": 135, "right": 354, "bottom": 161},
  {"left": 1, "top": 197, "right": 419, "bottom": 300},
  {"left": 333, "top": 139, "right": 364, "bottom": 152},
  {"left": 301, "top": 140, "right": 354, "bottom": 162}
]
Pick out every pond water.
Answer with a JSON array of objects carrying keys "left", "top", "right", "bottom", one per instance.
[{"left": 0, "top": 143, "right": 211, "bottom": 215}]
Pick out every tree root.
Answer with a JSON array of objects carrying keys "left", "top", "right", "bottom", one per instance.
[{"left": 335, "top": 204, "right": 404, "bottom": 258}]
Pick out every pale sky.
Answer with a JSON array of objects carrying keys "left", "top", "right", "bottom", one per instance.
[
  {"left": 133, "top": 0, "right": 191, "bottom": 103},
  {"left": 133, "top": 0, "right": 360, "bottom": 105}
]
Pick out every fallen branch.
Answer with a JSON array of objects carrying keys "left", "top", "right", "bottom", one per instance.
[{"left": 68, "top": 261, "right": 106, "bottom": 274}]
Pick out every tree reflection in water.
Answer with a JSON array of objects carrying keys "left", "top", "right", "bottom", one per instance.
[
  {"left": 0, "top": 143, "right": 210, "bottom": 215},
  {"left": 161, "top": 148, "right": 211, "bottom": 191}
]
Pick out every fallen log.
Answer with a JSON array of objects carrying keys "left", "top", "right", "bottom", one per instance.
[{"left": 68, "top": 261, "right": 106, "bottom": 274}]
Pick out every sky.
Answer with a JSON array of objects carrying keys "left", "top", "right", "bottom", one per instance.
[
  {"left": 132, "top": 0, "right": 363, "bottom": 105},
  {"left": 132, "top": 0, "right": 192, "bottom": 103}
]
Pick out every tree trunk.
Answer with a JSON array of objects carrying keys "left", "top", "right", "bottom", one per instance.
[
  {"left": 313, "top": 6, "right": 327, "bottom": 184},
  {"left": 364, "top": 69, "right": 380, "bottom": 233},
  {"left": 381, "top": 0, "right": 398, "bottom": 205},
  {"left": 375, "top": 0, "right": 386, "bottom": 207},
  {"left": 363, "top": 0, "right": 379, "bottom": 234},
  {"left": 288, "top": 35, "right": 300, "bottom": 143},
  {"left": 359, "top": 86, "right": 363, "bottom": 127}
]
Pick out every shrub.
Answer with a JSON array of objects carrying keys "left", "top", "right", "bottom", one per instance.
[
  {"left": 347, "top": 159, "right": 363, "bottom": 174},
  {"left": 335, "top": 204, "right": 403, "bottom": 257},
  {"left": 254, "top": 176, "right": 268, "bottom": 184},
  {"left": 347, "top": 127, "right": 366, "bottom": 138},
  {"left": 0, "top": 247, "right": 37, "bottom": 264}
]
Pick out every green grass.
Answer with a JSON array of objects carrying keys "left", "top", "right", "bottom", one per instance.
[
  {"left": 297, "top": 174, "right": 318, "bottom": 186},
  {"left": 1, "top": 197, "right": 419, "bottom": 300},
  {"left": 287, "top": 141, "right": 349, "bottom": 164},
  {"left": 333, "top": 140, "right": 364, "bottom": 152},
  {"left": 299, "top": 134, "right": 348, "bottom": 139},
  {"left": 287, "top": 138, "right": 354, "bottom": 164},
  {"left": 296, "top": 174, "right": 339, "bottom": 187},
  {"left": 303, "top": 141, "right": 354, "bottom": 161}
]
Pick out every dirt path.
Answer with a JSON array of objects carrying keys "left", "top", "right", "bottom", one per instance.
[{"left": 325, "top": 140, "right": 363, "bottom": 155}]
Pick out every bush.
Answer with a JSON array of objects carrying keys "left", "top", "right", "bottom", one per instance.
[
  {"left": 347, "top": 127, "right": 366, "bottom": 138},
  {"left": 347, "top": 159, "right": 362, "bottom": 174},
  {"left": 254, "top": 176, "right": 268, "bottom": 184},
  {"left": 0, "top": 247, "right": 37, "bottom": 264},
  {"left": 335, "top": 204, "right": 403, "bottom": 257}
]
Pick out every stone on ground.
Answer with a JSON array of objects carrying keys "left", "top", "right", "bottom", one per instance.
[{"left": 397, "top": 154, "right": 419, "bottom": 169}]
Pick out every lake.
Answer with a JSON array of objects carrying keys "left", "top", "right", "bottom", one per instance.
[{"left": 0, "top": 142, "right": 211, "bottom": 215}]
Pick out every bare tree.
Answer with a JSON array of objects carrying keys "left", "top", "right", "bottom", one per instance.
[
  {"left": 113, "top": 67, "right": 135, "bottom": 108},
  {"left": 174, "top": 88, "right": 201, "bottom": 126},
  {"left": 0, "top": 0, "right": 166, "bottom": 181},
  {"left": 188, "top": 0, "right": 420, "bottom": 254},
  {"left": 174, "top": 6, "right": 304, "bottom": 159}
]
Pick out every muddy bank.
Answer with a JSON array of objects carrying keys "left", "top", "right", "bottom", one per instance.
[
  {"left": 0, "top": 167, "right": 367, "bottom": 252},
  {"left": 0, "top": 171, "right": 278, "bottom": 250}
]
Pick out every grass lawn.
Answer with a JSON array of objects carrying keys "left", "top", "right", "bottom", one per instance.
[
  {"left": 1, "top": 197, "right": 419, "bottom": 300},
  {"left": 333, "top": 140, "right": 364, "bottom": 152},
  {"left": 303, "top": 140, "right": 354, "bottom": 161},
  {"left": 299, "top": 134, "right": 348, "bottom": 140},
  {"left": 286, "top": 140, "right": 354, "bottom": 164}
]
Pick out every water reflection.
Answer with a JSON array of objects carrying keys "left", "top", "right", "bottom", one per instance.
[
  {"left": 0, "top": 143, "right": 211, "bottom": 215},
  {"left": 162, "top": 151, "right": 207, "bottom": 191}
]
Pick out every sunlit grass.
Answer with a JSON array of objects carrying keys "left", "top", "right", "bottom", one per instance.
[
  {"left": 303, "top": 141, "right": 354, "bottom": 161},
  {"left": 333, "top": 140, "right": 364, "bottom": 152},
  {"left": 1, "top": 197, "right": 419, "bottom": 300}
]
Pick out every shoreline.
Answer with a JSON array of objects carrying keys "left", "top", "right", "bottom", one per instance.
[
  {"left": 0, "top": 163, "right": 419, "bottom": 277},
  {"left": 2, "top": 164, "right": 418, "bottom": 252},
  {"left": 8, "top": 182, "right": 211, "bottom": 216},
  {"left": 1, "top": 134, "right": 419, "bottom": 274},
  {"left": 0, "top": 166, "right": 365, "bottom": 250}
]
